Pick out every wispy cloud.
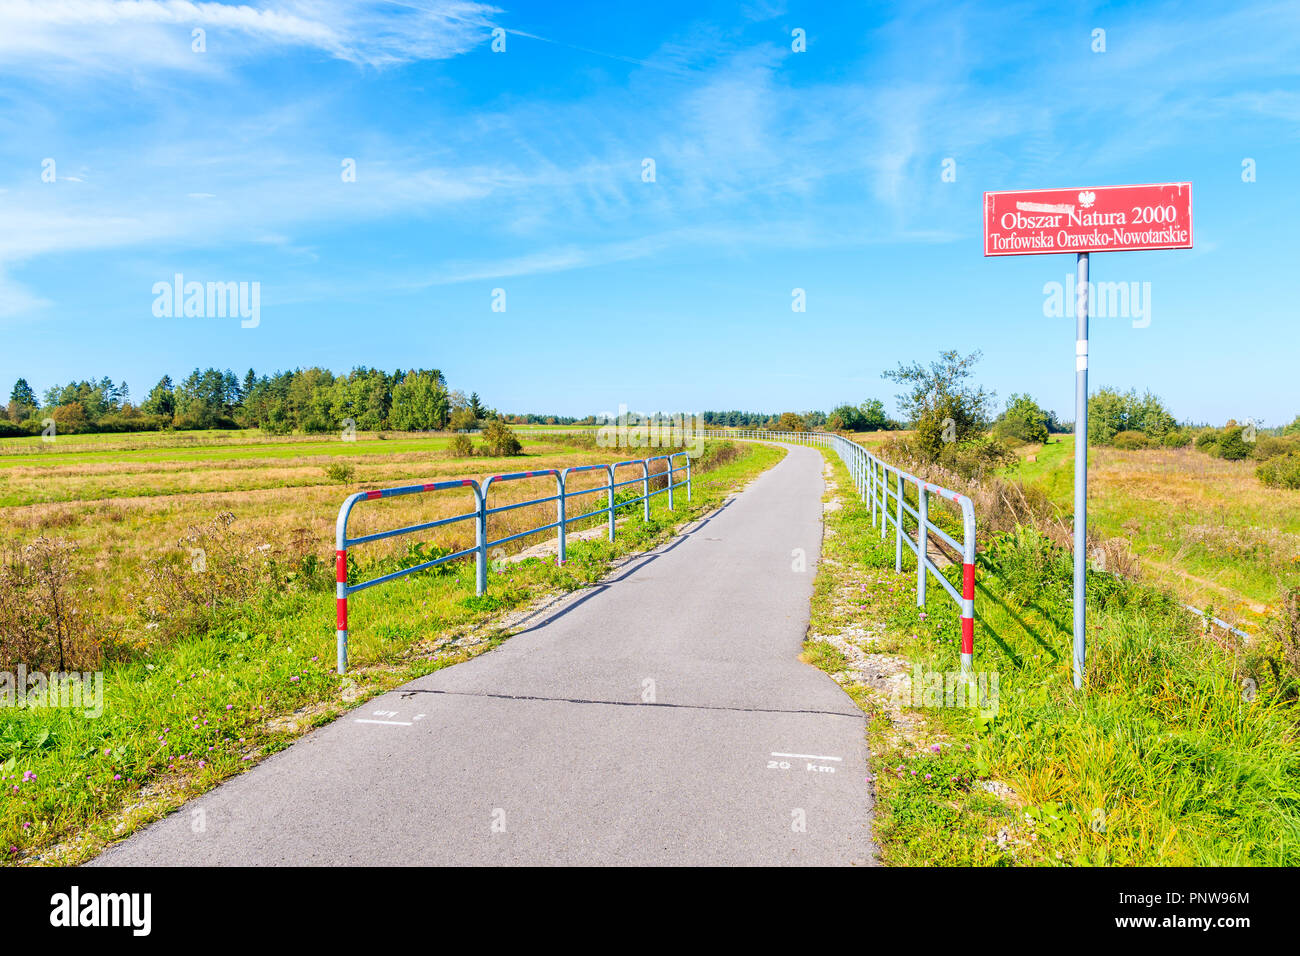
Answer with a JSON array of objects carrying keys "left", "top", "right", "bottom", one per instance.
[{"left": 0, "top": 0, "right": 499, "bottom": 72}]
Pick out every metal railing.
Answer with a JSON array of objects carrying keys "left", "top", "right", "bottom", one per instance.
[
  {"left": 333, "top": 451, "right": 691, "bottom": 673},
  {"left": 712, "top": 429, "right": 978, "bottom": 674}
]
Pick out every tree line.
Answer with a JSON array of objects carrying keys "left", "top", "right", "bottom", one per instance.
[{"left": 2, "top": 368, "right": 501, "bottom": 436}]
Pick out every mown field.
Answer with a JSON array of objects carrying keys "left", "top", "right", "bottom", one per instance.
[
  {"left": 1004, "top": 435, "right": 1300, "bottom": 624},
  {"left": 0, "top": 427, "right": 784, "bottom": 864}
]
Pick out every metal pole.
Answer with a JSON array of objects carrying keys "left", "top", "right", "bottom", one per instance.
[
  {"left": 641, "top": 460, "right": 650, "bottom": 521},
  {"left": 557, "top": 473, "right": 566, "bottom": 565},
  {"left": 880, "top": 464, "right": 888, "bottom": 540},
  {"left": 606, "top": 465, "right": 615, "bottom": 542},
  {"left": 1073, "top": 251, "right": 1090, "bottom": 690},
  {"left": 475, "top": 485, "right": 487, "bottom": 595},
  {"left": 335, "top": 548, "right": 348, "bottom": 674},
  {"left": 894, "top": 472, "right": 904, "bottom": 571},
  {"left": 917, "top": 485, "right": 928, "bottom": 607}
]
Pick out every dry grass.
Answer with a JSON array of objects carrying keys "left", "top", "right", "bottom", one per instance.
[
  {"left": 1008, "top": 438, "right": 1300, "bottom": 621},
  {"left": 0, "top": 433, "right": 673, "bottom": 645}
]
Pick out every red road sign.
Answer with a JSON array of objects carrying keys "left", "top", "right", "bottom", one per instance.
[{"left": 983, "top": 182, "right": 1192, "bottom": 256}]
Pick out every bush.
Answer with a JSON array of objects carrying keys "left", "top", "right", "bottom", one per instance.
[
  {"left": 1257, "top": 453, "right": 1300, "bottom": 490},
  {"left": 992, "top": 393, "right": 1051, "bottom": 445},
  {"left": 480, "top": 420, "right": 522, "bottom": 457},
  {"left": 94, "top": 412, "right": 173, "bottom": 433},
  {"left": 1161, "top": 429, "right": 1192, "bottom": 448},
  {"left": 935, "top": 436, "right": 1017, "bottom": 481},
  {"left": 1215, "top": 426, "right": 1252, "bottom": 461},
  {"left": 1112, "top": 430, "right": 1150, "bottom": 450},
  {"left": 448, "top": 408, "right": 478, "bottom": 432},
  {"left": 449, "top": 434, "right": 474, "bottom": 457},
  {"left": 323, "top": 462, "right": 355, "bottom": 484},
  {"left": 1194, "top": 429, "right": 1220, "bottom": 452},
  {"left": 1253, "top": 435, "right": 1300, "bottom": 460}
]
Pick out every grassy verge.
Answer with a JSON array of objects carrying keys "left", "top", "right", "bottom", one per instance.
[
  {"left": 807, "top": 447, "right": 1300, "bottom": 866},
  {"left": 0, "top": 440, "right": 785, "bottom": 865}
]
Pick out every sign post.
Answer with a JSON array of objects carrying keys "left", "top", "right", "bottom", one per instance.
[
  {"left": 1073, "top": 251, "right": 1089, "bottom": 690},
  {"left": 984, "top": 183, "right": 1192, "bottom": 690}
]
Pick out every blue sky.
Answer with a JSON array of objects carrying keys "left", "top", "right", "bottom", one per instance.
[{"left": 1, "top": 0, "right": 1297, "bottom": 424}]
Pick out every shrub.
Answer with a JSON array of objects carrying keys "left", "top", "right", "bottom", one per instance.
[
  {"left": 1161, "top": 429, "right": 1192, "bottom": 448},
  {"left": 937, "top": 436, "right": 1018, "bottom": 480},
  {"left": 323, "top": 462, "right": 355, "bottom": 484},
  {"left": 1194, "top": 429, "right": 1219, "bottom": 452},
  {"left": 449, "top": 434, "right": 474, "bottom": 457},
  {"left": 480, "top": 420, "right": 522, "bottom": 457},
  {"left": 1257, "top": 453, "right": 1300, "bottom": 490},
  {"left": 992, "top": 393, "right": 1051, "bottom": 445},
  {"left": 448, "top": 408, "right": 478, "bottom": 432},
  {"left": 94, "top": 412, "right": 173, "bottom": 433},
  {"left": 1253, "top": 435, "right": 1300, "bottom": 460},
  {"left": 1111, "top": 430, "right": 1150, "bottom": 450},
  {"left": 1215, "top": 426, "right": 1252, "bottom": 461}
]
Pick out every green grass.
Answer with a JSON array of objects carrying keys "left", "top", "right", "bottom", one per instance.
[
  {"left": 0, "top": 440, "right": 784, "bottom": 865},
  {"left": 0, "top": 432, "right": 468, "bottom": 468},
  {"left": 809, "top": 448, "right": 1300, "bottom": 866},
  {"left": 1004, "top": 434, "right": 1075, "bottom": 502}
]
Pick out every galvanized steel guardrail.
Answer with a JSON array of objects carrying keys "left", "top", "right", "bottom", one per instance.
[
  {"left": 333, "top": 451, "right": 691, "bottom": 673},
  {"left": 713, "top": 429, "right": 978, "bottom": 674}
]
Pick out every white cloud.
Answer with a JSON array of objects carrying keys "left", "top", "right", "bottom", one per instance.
[{"left": 0, "top": 0, "right": 500, "bottom": 72}]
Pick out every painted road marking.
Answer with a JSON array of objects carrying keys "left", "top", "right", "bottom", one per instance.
[
  {"left": 355, "top": 719, "right": 413, "bottom": 726},
  {"left": 770, "top": 752, "right": 842, "bottom": 762}
]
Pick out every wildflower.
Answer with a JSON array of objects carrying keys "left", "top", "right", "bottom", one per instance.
[
  {"left": 924, "top": 774, "right": 932, "bottom": 781},
  {"left": 113, "top": 774, "right": 121, "bottom": 781}
]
